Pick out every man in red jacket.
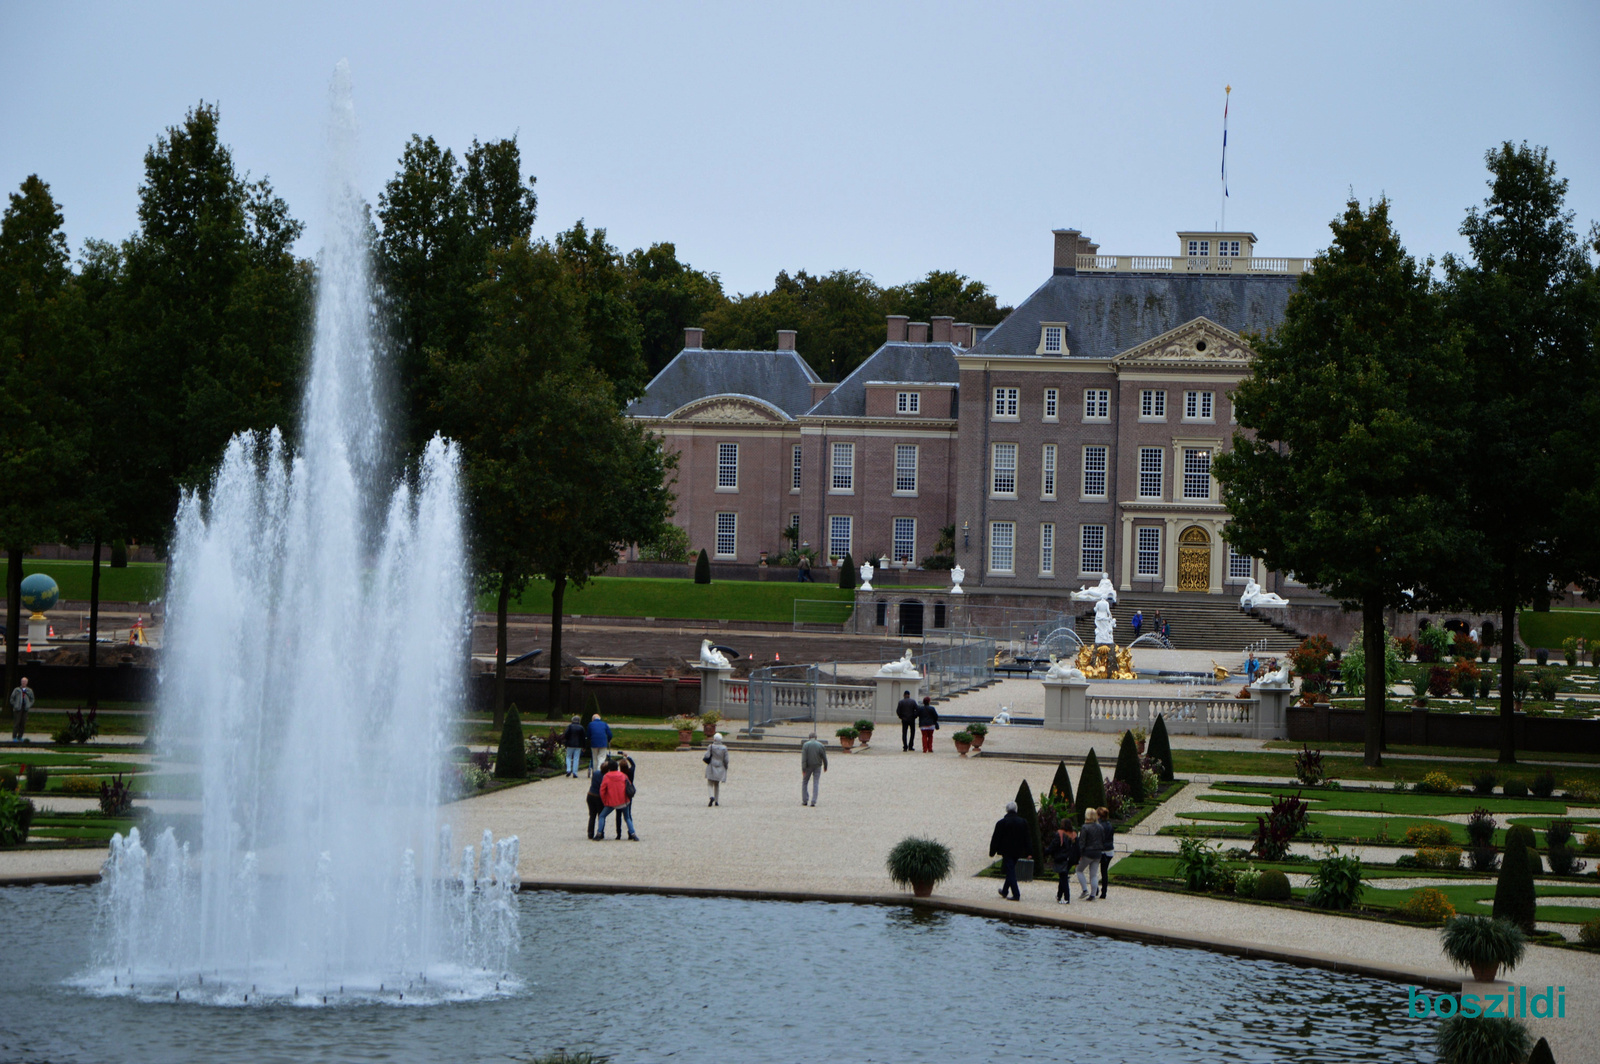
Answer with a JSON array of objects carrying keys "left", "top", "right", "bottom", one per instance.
[{"left": 596, "top": 759, "right": 639, "bottom": 841}]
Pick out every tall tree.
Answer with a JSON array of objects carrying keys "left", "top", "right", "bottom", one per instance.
[
  {"left": 1213, "top": 198, "right": 1470, "bottom": 767},
  {"left": 883, "top": 269, "right": 1010, "bottom": 326},
  {"left": 624, "top": 242, "right": 726, "bottom": 378},
  {"left": 1442, "top": 144, "right": 1599, "bottom": 762},
  {"left": 554, "top": 221, "right": 648, "bottom": 401}
]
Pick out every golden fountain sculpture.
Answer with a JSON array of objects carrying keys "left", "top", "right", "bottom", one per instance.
[{"left": 1074, "top": 642, "right": 1136, "bottom": 680}]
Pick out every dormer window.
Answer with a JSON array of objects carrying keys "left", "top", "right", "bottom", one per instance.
[
  {"left": 896, "top": 391, "right": 920, "bottom": 414},
  {"left": 1187, "top": 239, "right": 1210, "bottom": 257},
  {"left": 1218, "top": 240, "right": 1241, "bottom": 257},
  {"left": 1035, "top": 322, "right": 1068, "bottom": 356}
]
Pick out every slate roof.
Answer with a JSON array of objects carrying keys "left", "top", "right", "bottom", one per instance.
[
  {"left": 626, "top": 348, "right": 822, "bottom": 418},
  {"left": 968, "top": 271, "right": 1298, "bottom": 360},
  {"left": 805, "top": 342, "right": 962, "bottom": 418}
]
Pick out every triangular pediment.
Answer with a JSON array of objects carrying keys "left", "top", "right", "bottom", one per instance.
[
  {"left": 1112, "top": 318, "right": 1254, "bottom": 368},
  {"left": 666, "top": 394, "right": 791, "bottom": 423}
]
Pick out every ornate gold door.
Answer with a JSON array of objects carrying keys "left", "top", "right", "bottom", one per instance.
[{"left": 1177, "top": 526, "right": 1211, "bottom": 591}]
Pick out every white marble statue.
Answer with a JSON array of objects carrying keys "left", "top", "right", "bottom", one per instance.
[
  {"left": 1253, "top": 662, "right": 1291, "bottom": 687},
  {"left": 1071, "top": 572, "right": 1118, "bottom": 605},
  {"left": 991, "top": 709, "right": 1012, "bottom": 726},
  {"left": 950, "top": 565, "right": 965, "bottom": 595},
  {"left": 1044, "top": 653, "right": 1086, "bottom": 682},
  {"left": 1239, "top": 578, "right": 1290, "bottom": 609},
  {"left": 859, "top": 561, "right": 874, "bottom": 591},
  {"left": 699, "top": 639, "right": 730, "bottom": 669},
  {"left": 877, "top": 648, "right": 918, "bottom": 677},
  {"left": 1093, "top": 598, "right": 1116, "bottom": 645}
]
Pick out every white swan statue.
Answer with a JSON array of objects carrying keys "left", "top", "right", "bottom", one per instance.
[{"left": 699, "top": 639, "right": 731, "bottom": 668}]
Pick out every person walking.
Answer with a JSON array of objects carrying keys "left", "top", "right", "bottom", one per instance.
[
  {"left": 8, "top": 676, "right": 34, "bottom": 742},
  {"left": 1246, "top": 654, "right": 1259, "bottom": 684},
  {"left": 1097, "top": 805, "right": 1114, "bottom": 898},
  {"left": 800, "top": 732, "right": 828, "bottom": 806},
  {"left": 1130, "top": 610, "right": 1143, "bottom": 640},
  {"left": 704, "top": 732, "right": 729, "bottom": 806},
  {"left": 610, "top": 752, "right": 638, "bottom": 839},
  {"left": 1152, "top": 611, "right": 1163, "bottom": 642},
  {"left": 988, "top": 801, "right": 1034, "bottom": 902},
  {"left": 587, "top": 712, "right": 613, "bottom": 776},
  {"left": 1163, "top": 618, "right": 1173, "bottom": 643},
  {"left": 596, "top": 758, "right": 638, "bottom": 841},
  {"left": 896, "top": 690, "right": 919, "bottom": 752},
  {"left": 585, "top": 759, "right": 609, "bottom": 839},
  {"left": 1045, "top": 823, "right": 1081, "bottom": 904},
  {"left": 562, "top": 714, "right": 587, "bottom": 777},
  {"left": 1076, "top": 808, "right": 1105, "bottom": 900},
  {"left": 916, "top": 697, "right": 940, "bottom": 753},
  {"left": 797, "top": 554, "right": 812, "bottom": 583}
]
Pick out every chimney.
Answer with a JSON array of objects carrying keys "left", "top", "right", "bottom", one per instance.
[
  {"left": 886, "top": 315, "right": 909, "bottom": 342},
  {"left": 1053, "top": 228, "right": 1081, "bottom": 273},
  {"left": 684, "top": 327, "right": 704, "bottom": 349},
  {"left": 776, "top": 329, "right": 797, "bottom": 351},
  {"left": 907, "top": 322, "right": 929, "bottom": 343},
  {"left": 931, "top": 316, "right": 953, "bottom": 343},
  {"left": 951, "top": 322, "right": 973, "bottom": 347}
]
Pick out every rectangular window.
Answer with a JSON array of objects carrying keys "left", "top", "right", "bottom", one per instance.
[
  {"left": 894, "top": 444, "right": 918, "bottom": 494},
  {"left": 1228, "top": 545, "right": 1253, "bottom": 579},
  {"left": 1184, "top": 390, "right": 1214, "bottom": 420},
  {"left": 790, "top": 513, "right": 800, "bottom": 531},
  {"left": 1044, "top": 388, "right": 1058, "bottom": 421},
  {"left": 988, "top": 521, "right": 1015, "bottom": 574},
  {"left": 1040, "top": 523, "right": 1055, "bottom": 576},
  {"left": 1083, "top": 388, "right": 1110, "bottom": 421},
  {"left": 716, "top": 442, "right": 738, "bottom": 489},
  {"left": 830, "top": 442, "right": 854, "bottom": 492},
  {"left": 1140, "top": 389, "right": 1166, "bottom": 419},
  {"left": 992, "top": 387, "right": 1019, "bottom": 419},
  {"left": 933, "top": 603, "right": 946, "bottom": 629},
  {"left": 1042, "top": 326, "right": 1063, "bottom": 354},
  {"left": 893, "top": 517, "right": 916, "bottom": 563},
  {"left": 829, "top": 515, "right": 852, "bottom": 559},
  {"left": 791, "top": 444, "right": 802, "bottom": 491},
  {"left": 1219, "top": 240, "right": 1241, "bottom": 257},
  {"left": 1040, "top": 444, "right": 1057, "bottom": 499},
  {"left": 1137, "top": 527, "right": 1162, "bottom": 576},
  {"left": 1187, "top": 239, "right": 1210, "bottom": 257},
  {"left": 1183, "top": 448, "right": 1213, "bottom": 500},
  {"left": 715, "top": 512, "right": 737, "bottom": 557},
  {"left": 896, "top": 391, "right": 920, "bottom": 414},
  {"left": 991, "top": 443, "right": 1018, "bottom": 496},
  {"left": 1080, "top": 525, "right": 1106, "bottom": 575},
  {"left": 1082, "top": 445, "right": 1108, "bottom": 498},
  {"left": 1138, "top": 448, "right": 1164, "bottom": 499}
]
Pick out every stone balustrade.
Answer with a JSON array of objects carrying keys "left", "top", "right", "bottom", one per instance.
[
  {"left": 1042, "top": 679, "right": 1292, "bottom": 739},
  {"left": 1075, "top": 254, "right": 1311, "bottom": 276}
]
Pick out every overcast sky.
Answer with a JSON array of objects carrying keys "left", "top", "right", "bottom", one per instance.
[{"left": 3, "top": 2, "right": 1596, "bottom": 305}]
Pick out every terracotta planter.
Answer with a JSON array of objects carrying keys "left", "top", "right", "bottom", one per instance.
[
  {"left": 1470, "top": 962, "right": 1500, "bottom": 983},
  {"left": 839, "top": 737, "right": 855, "bottom": 751},
  {"left": 970, "top": 733, "right": 985, "bottom": 750},
  {"left": 1135, "top": 739, "right": 1146, "bottom": 755},
  {"left": 857, "top": 729, "right": 873, "bottom": 747},
  {"left": 678, "top": 730, "right": 693, "bottom": 745},
  {"left": 954, "top": 739, "right": 972, "bottom": 756},
  {"left": 911, "top": 880, "right": 934, "bottom": 898}
]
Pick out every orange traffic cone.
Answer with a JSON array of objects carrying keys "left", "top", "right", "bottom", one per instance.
[{"left": 47, "top": 625, "right": 55, "bottom": 638}]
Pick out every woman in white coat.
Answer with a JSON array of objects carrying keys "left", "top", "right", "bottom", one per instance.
[{"left": 704, "top": 732, "right": 729, "bottom": 806}]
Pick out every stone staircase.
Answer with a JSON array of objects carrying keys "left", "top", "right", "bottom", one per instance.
[{"left": 1073, "top": 592, "right": 1306, "bottom": 655}]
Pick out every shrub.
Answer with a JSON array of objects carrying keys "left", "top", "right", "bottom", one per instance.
[
  {"left": 1502, "top": 777, "right": 1527, "bottom": 797},
  {"left": 1401, "top": 888, "right": 1456, "bottom": 924},
  {"left": 494, "top": 704, "right": 526, "bottom": 779},
  {"left": 1427, "top": 666, "right": 1453, "bottom": 697},
  {"left": 1074, "top": 749, "right": 1106, "bottom": 825},
  {"left": 1566, "top": 779, "right": 1600, "bottom": 803},
  {"left": 1477, "top": 671, "right": 1494, "bottom": 697},
  {"left": 0, "top": 769, "right": 13, "bottom": 792},
  {"left": 1253, "top": 791, "right": 1309, "bottom": 861},
  {"left": 1254, "top": 869, "right": 1292, "bottom": 901},
  {"left": 1440, "top": 914, "right": 1528, "bottom": 977},
  {"left": 834, "top": 727, "right": 858, "bottom": 741},
  {"left": 110, "top": 538, "right": 128, "bottom": 567},
  {"left": 23, "top": 765, "right": 48, "bottom": 793},
  {"left": 1147, "top": 714, "right": 1174, "bottom": 782},
  {"left": 1434, "top": 1016, "right": 1531, "bottom": 1064},
  {"left": 1414, "top": 846, "right": 1463, "bottom": 870},
  {"left": 99, "top": 774, "right": 134, "bottom": 816},
  {"left": 838, "top": 553, "right": 856, "bottom": 590},
  {"left": 1293, "top": 744, "right": 1324, "bottom": 786},
  {"left": 1466, "top": 808, "right": 1497, "bottom": 848},
  {"left": 1529, "top": 769, "right": 1555, "bottom": 799},
  {"left": 1583, "top": 831, "right": 1600, "bottom": 855},
  {"left": 1492, "top": 825, "right": 1537, "bottom": 933},
  {"left": 1453, "top": 631, "right": 1480, "bottom": 660},
  {"left": 1113, "top": 730, "right": 1145, "bottom": 803},
  {"left": 1454, "top": 671, "right": 1476, "bottom": 700},
  {"left": 1561, "top": 636, "right": 1581, "bottom": 666},
  {"left": 966, "top": 721, "right": 987, "bottom": 738},
  {"left": 693, "top": 548, "right": 711, "bottom": 584},
  {"left": 60, "top": 775, "right": 103, "bottom": 796},
  {"left": 1544, "top": 820, "right": 1588, "bottom": 876},
  {"left": 1140, "top": 766, "right": 1162, "bottom": 802},
  {"left": 1015, "top": 780, "right": 1043, "bottom": 869},
  {"left": 1395, "top": 634, "right": 1416, "bottom": 661},
  {"left": 1533, "top": 671, "right": 1558, "bottom": 702},
  {"left": 1469, "top": 769, "right": 1497, "bottom": 795},
  {"left": 1103, "top": 779, "right": 1132, "bottom": 819},
  {"left": 1233, "top": 864, "right": 1261, "bottom": 898},
  {"left": 1415, "top": 772, "right": 1459, "bottom": 795},
  {"left": 1307, "top": 846, "right": 1363, "bottom": 910},
  {"left": 1175, "top": 835, "right": 1223, "bottom": 891},
  {"left": 1418, "top": 625, "right": 1453, "bottom": 663},
  {"left": 0, "top": 791, "right": 36, "bottom": 845},
  {"left": 951, "top": 730, "right": 974, "bottom": 745},
  {"left": 1513, "top": 670, "right": 1531, "bottom": 702},
  {"left": 1341, "top": 631, "right": 1403, "bottom": 697},
  {"left": 1470, "top": 847, "right": 1500, "bottom": 872},
  {"left": 1404, "top": 824, "right": 1454, "bottom": 847},
  {"left": 1047, "top": 760, "right": 1074, "bottom": 806},
  {"left": 886, "top": 836, "right": 953, "bottom": 891},
  {"left": 638, "top": 522, "right": 691, "bottom": 563},
  {"left": 52, "top": 707, "right": 98, "bottom": 745},
  {"left": 1578, "top": 918, "right": 1600, "bottom": 947},
  {"left": 1037, "top": 793, "right": 1071, "bottom": 841},
  {"left": 1289, "top": 635, "right": 1336, "bottom": 677},
  {"left": 854, "top": 718, "right": 875, "bottom": 733}
]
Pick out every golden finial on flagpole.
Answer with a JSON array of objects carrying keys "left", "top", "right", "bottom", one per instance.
[{"left": 1225, "top": 84, "right": 1231, "bottom": 94}]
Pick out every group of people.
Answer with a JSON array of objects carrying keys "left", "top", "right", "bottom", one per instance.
[
  {"left": 989, "top": 801, "right": 1116, "bottom": 904},
  {"left": 1129, "top": 610, "right": 1170, "bottom": 642},
  {"left": 894, "top": 690, "right": 941, "bottom": 752}
]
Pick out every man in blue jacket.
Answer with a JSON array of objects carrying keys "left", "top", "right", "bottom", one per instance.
[{"left": 587, "top": 713, "right": 613, "bottom": 776}]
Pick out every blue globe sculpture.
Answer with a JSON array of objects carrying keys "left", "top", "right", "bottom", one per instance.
[{"left": 20, "top": 573, "right": 59, "bottom": 614}]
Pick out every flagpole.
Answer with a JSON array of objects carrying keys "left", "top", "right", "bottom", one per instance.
[{"left": 1220, "top": 85, "right": 1231, "bottom": 232}]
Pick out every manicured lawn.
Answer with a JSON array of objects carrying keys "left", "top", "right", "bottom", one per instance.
[
  {"left": 23, "top": 713, "right": 152, "bottom": 737},
  {"left": 1519, "top": 609, "right": 1600, "bottom": 650},
  {"left": 483, "top": 576, "right": 855, "bottom": 623},
  {"left": 1170, "top": 749, "right": 1600, "bottom": 790},
  {"left": 4, "top": 558, "right": 167, "bottom": 603},
  {"left": 1168, "top": 809, "right": 1600, "bottom": 848},
  {"left": 1263, "top": 740, "right": 1600, "bottom": 764},
  {"left": 1197, "top": 783, "right": 1570, "bottom": 817},
  {"left": 27, "top": 813, "right": 142, "bottom": 844}
]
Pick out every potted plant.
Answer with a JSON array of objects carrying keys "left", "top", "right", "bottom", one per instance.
[
  {"left": 668, "top": 714, "right": 698, "bottom": 746},
  {"left": 700, "top": 710, "right": 722, "bottom": 737},
  {"left": 966, "top": 721, "right": 988, "bottom": 750},
  {"left": 836, "top": 726, "right": 858, "bottom": 751},
  {"left": 1130, "top": 725, "right": 1148, "bottom": 754},
  {"left": 885, "top": 836, "right": 954, "bottom": 898},
  {"left": 1440, "top": 914, "right": 1527, "bottom": 983},
  {"left": 952, "top": 730, "right": 973, "bottom": 756},
  {"left": 854, "top": 718, "right": 875, "bottom": 747}
]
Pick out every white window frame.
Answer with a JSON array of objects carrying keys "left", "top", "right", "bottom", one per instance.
[
  {"left": 1083, "top": 388, "right": 1110, "bottom": 422},
  {"left": 988, "top": 521, "right": 1015, "bottom": 575},
  {"left": 1042, "top": 326, "right": 1063, "bottom": 354},
  {"left": 1219, "top": 239, "right": 1241, "bottom": 257},
  {"left": 896, "top": 391, "right": 920, "bottom": 414},
  {"left": 1138, "top": 447, "right": 1164, "bottom": 499},
  {"left": 1228, "top": 545, "right": 1253, "bottom": 580},
  {"left": 990, "top": 443, "right": 1018, "bottom": 497},
  {"left": 1183, "top": 390, "right": 1214, "bottom": 422},
  {"left": 1040, "top": 523, "right": 1055, "bottom": 576},
  {"left": 791, "top": 444, "right": 802, "bottom": 492},
  {"left": 715, "top": 512, "right": 737, "bottom": 558},
  {"left": 1182, "top": 447, "right": 1213, "bottom": 501},
  {"left": 1080, "top": 525, "right": 1106, "bottom": 577},
  {"left": 1040, "top": 444, "right": 1057, "bottom": 500},
  {"left": 716, "top": 442, "right": 738, "bottom": 491},
  {"left": 1136, "top": 527, "right": 1162, "bottom": 577},
  {"left": 894, "top": 444, "right": 918, "bottom": 496},
  {"left": 893, "top": 517, "right": 916, "bottom": 563},
  {"left": 830, "top": 442, "right": 854, "bottom": 493},
  {"left": 992, "top": 387, "right": 1019, "bottom": 420},
  {"left": 1043, "top": 388, "right": 1059, "bottom": 422},
  {"left": 790, "top": 513, "right": 801, "bottom": 531},
  {"left": 1081, "top": 445, "right": 1108, "bottom": 499},
  {"left": 1187, "top": 239, "right": 1210, "bottom": 257},
  {"left": 828, "top": 515, "right": 852, "bottom": 559},
  {"left": 1139, "top": 389, "right": 1166, "bottom": 421}
]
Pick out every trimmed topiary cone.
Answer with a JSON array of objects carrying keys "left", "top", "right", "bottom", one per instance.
[
  {"left": 1015, "top": 779, "right": 1043, "bottom": 868},
  {"left": 694, "top": 548, "right": 711, "bottom": 584},
  {"left": 1148, "top": 714, "right": 1174, "bottom": 781},
  {"left": 839, "top": 553, "right": 856, "bottom": 590},
  {"left": 1075, "top": 749, "right": 1106, "bottom": 825},
  {"left": 1114, "top": 730, "right": 1146, "bottom": 803},
  {"left": 1048, "top": 760, "right": 1074, "bottom": 807},
  {"left": 1492, "top": 824, "right": 1538, "bottom": 933},
  {"left": 1526, "top": 1037, "right": 1555, "bottom": 1064},
  {"left": 495, "top": 703, "right": 526, "bottom": 778}
]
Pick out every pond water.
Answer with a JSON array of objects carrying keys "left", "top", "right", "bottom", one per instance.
[{"left": 0, "top": 887, "right": 1439, "bottom": 1063}]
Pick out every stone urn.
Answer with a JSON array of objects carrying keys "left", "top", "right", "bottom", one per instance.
[
  {"left": 839, "top": 735, "right": 856, "bottom": 751},
  {"left": 678, "top": 729, "right": 693, "bottom": 745},
  {"left": 857, "top": 725, "right": 873, "bottom": 747},
  {"left": 969, "top": 732, "right": 985, "bottom": 750},
  {"left": 953, "top": 735, "right": 972, "bottom": 756}
]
